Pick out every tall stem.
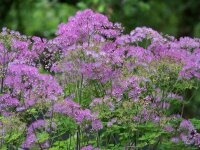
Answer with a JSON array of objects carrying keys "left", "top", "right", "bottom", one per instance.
[
  {"left": 76, "top": 126, "right": 81, "bottom": 150},
  {"left": 0, "top": 46, "right": 6, "bottom": 94},
  {"left": 76, "top": 74, "right": 83, "bottom": 150},
  {"left": 49, "top": 100, "right": 55, "bottom": 147},
  {"left": 0, "top": 78, "right": 4, "bottom": 94},
  {"left": 97, "top": 131, "right": 100, "bottom": 148}
]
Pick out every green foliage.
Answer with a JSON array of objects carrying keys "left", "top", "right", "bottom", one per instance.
[
  {"left": 0, "top": 116, "right": 26, "bottom": 148},
  {"left": 190, "top": 118, "right": 200, "bottom": 130},
  {"left": 37, "top": 132, "right": 49, "bottom": 143}
]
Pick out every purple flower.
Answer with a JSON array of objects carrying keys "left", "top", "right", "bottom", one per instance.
[
  {"left": 163, "top": 125, "right": 174, "bottom": 132},
  {"left": 92, "top": 119, "right": 103, "bottom": 131},
  {"left": 180, "top": 120, "right": 194, "bottom": 132},
  {"left": 12, "top": 39, "right": 29, "bottom": 51},
  {"left": 22, "top": 133, "right": 37, "bottom": 148},
  {"left": 171, "top": 137, "right": 179, "bottom": 143},
  {"left": 4, "top": 64, "right": 63, "bottom": 109},
  {"left": 107, "top": 118, "right": 117, "bottom": 127},
  {"left": 22, "top": 120, "right": 50, "bottom": 149},
  {"left": 81, "top": 145, "right": 93, "bottom": 150},
  {"left": 0, "top": 94, "right": 20, "bottom": 112}
]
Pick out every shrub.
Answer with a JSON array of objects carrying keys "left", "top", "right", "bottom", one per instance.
[{"left": 0, "top": 9, "right": 200, "bottom": 150}]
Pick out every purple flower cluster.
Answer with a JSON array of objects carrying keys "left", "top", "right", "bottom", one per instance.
[
  {"left": 0, "top": 94, "right": 19, "bottom": 113},
  {"left": 22, "top": 120, "right": 50, "bottom": 149},
  {"left": 53, "top": 98, "right": 102, "bottom": 130},
  {"left": 4, "top": 64, "right": 63, "bottom": 110},
  {"left": 55, "top": 9, "right": 122, "bottom": 49},
  {"left": 170, "top": 120, "right": 200, "bottom": 147},
  {"left": 0, "top": 9, "right": 200, "bottom": 149}
]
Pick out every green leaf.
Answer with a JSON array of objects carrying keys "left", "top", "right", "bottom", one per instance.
[
  {"left": 139, "top": 132, "right": 161, "bottom": 141},
  {"left": 136, "top": 142, "right": 148, "bottom": 148},
  {"left": 6, "top": 132, "right": 23, "bottom": 143},
  {"left": 37, "top": 132, "right": 49, "bottom": 143},
  {"left": 190, "top": 118, "right": 200, "bottom": 130}
]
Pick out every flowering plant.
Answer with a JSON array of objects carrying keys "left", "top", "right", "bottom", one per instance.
[{"left": 0, "top": 9, "right": 200, "bottom": 150}]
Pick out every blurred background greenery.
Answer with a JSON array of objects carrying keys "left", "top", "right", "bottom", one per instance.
[
  {"left": 0, "top": 0, "right": 200, "bottom": 38},
  {"left": 0, "top": 0, "right": 200, "bottom": 118}
]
